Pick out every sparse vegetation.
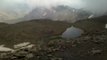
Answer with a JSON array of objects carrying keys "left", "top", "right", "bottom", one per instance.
[
  {"left": 0, "top": 17, "right": 107, "bottom": 60},
  {"left": 0, "top": 29, "right": 107, "bottom": 60}
]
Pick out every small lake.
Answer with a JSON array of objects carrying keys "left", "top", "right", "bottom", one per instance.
[
  {"left": 105, "top": 24, "right": 107, "bottom": 29},
  {"left": 61, "top": 26, "right": 84, "bottom": 39}
]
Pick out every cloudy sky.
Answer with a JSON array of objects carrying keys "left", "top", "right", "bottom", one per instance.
[
  {"left": 27, "top": 0, "right": 85, "bottom": 8},
  {"left": 26, "top": 0, "right": 107, "bottom": 14},
  {"left": 0, "top": 0, "right": 107, "bottom": 21},
  {"left": 1, "top": 0, "right": 107, "bottom": 12}
]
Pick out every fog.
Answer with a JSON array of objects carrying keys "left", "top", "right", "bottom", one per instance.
[
  {"left": 0, "top": 0, "right": 107, "bottom": 23},
  {"left": 82, "top": 0, "right": 107, "bottom": 15},
  {"left": 27, "top": 0, "right": 107, "bottom": 15}
]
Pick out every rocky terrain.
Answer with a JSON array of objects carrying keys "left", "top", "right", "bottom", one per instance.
[
  {"left": 0, "top": 28, "right": 107, "bottom": 60},
  {"left": 0, "top": 16, "right": 107, "bottom": 60}
]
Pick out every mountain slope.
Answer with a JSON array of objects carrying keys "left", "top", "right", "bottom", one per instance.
[
  {"left": 24, "top": 5, "right": 91, "bottom": 23},
  {"left": 0, "top": 17, "right": 107, "bottom": 60},
  {"left": 73, "top": 15, "right": 107, "bottom": 32},
  {"left": 0, "top": 15, "right": 107, "bottom": 46},
  {"left": 0, "top": 20, "right": 71, "bottom": 47}
]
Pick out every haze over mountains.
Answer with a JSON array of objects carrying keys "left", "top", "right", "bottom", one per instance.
[
  {"left": 0, "top": 0, "right": 107, "bottom": 24},
  {"left": 24, "top": 5, "right": 91, "bottom": 22},
  {"left": 2, "top": 5, "right": 92, "bottom": 24},
  {"left": 0, "top": 0, "right": 30, "bottom": 21}
]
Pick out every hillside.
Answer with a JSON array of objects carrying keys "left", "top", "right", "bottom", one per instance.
[
  {"left": 73, "top": 15, "right": 107, "bottom": 32},
  {"left": 0, "top": 16, "right": 107, "bottom": 60},
  {"left": 0, "top": 20, "right": 71, "bottom": 47},
  {"left": 0, "top": 15, "right": 107, "bottom": 47}
]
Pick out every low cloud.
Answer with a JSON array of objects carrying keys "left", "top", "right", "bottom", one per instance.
[
  {"left": 27, "top": 0, "right": 107, "bottom": 15},
  {"left": 26, "top": 0, "right": 84, "bottom": 9}
]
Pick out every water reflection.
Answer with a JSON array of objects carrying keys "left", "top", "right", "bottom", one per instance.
[
  {"left": 105, "top": 24, "right": 107, "bottom": 29},
  {"left": 61, "top": 26, "right": 84, "bottom": 39}
]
